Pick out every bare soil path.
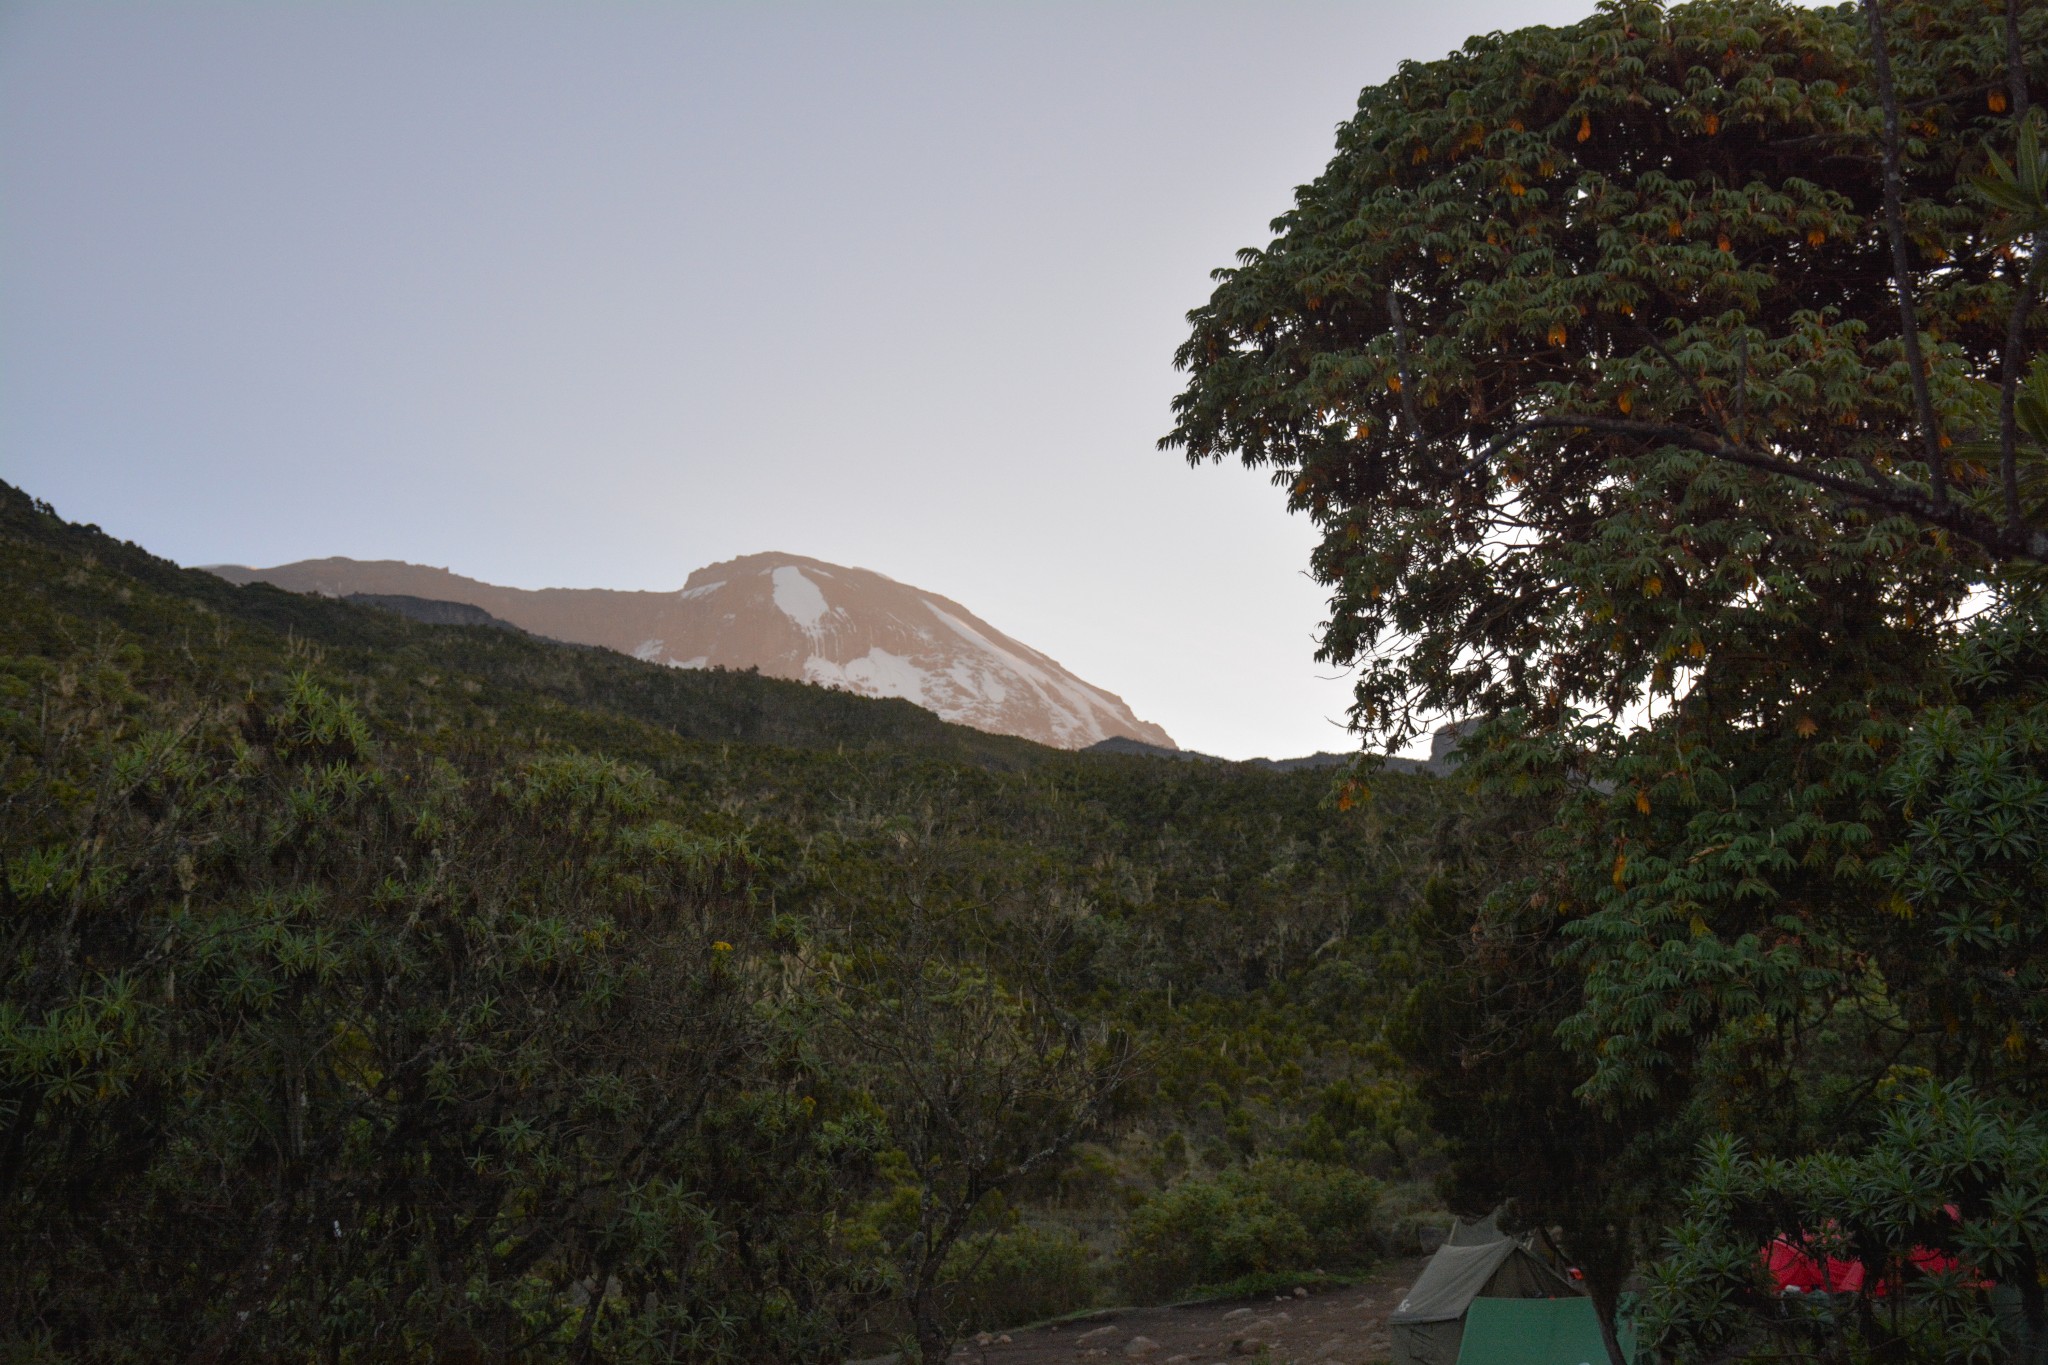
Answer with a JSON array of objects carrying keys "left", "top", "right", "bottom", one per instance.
[{"left": 947, "top": 1256, "right": 1426, "bottom": 1365}]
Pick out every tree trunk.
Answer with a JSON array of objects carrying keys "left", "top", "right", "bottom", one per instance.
[
  {"left": 1587, "top": 1282, "right": 1630, "bottom": 1365},
  {"left": 914, "top": 1316, "right": 952, "bottom": 1365}
]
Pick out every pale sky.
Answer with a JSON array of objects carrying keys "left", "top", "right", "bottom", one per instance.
[{"left": 2, "top": 0, "right": 1595, "bottom": 760}]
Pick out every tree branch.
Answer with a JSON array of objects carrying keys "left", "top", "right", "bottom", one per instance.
[
  {"left": 1998, "top": 1, "right": 2035, "bottom": 534},
  {"left": 1863, "top": 0, "right": 1949, "bottom": 507},
  {"left": 1499, "top": 414, "right": 2048, "bottom": 563},
  {"left": 1387, "top": 287, "right": 1424, "bottom": 447}
]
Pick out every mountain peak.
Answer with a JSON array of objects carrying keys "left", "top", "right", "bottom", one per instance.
[{"left": 208, "top": 553, "right": 1175, "bottom": 752}]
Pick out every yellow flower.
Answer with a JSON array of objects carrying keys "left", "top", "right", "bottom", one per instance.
[{"left": 712, "top": 941, "right": 734, "bottom": 953}]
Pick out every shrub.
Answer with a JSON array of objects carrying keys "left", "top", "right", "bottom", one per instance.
[
  {"left": 1118, "top": 1160, "right": 1382, "bottom": 1301},
  {"left": 942, "top": 1224, "right": 1101, "bottom": 1331}
]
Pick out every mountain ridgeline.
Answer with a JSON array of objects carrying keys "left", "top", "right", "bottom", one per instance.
[
  {"left": 209, "top": 552, "right": 1177, "bottom": 752},
  {"left": 0, "top": 481, "right": 1484, "bottom": 1363}
]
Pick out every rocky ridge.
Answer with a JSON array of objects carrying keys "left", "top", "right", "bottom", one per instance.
[{"left": 207, "top": 553, "right": 1174, "bottom": 752}]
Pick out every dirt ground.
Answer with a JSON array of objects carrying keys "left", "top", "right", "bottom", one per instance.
[{"left": 944, "top": 1256, "right": 1427, "bottom": 1365}]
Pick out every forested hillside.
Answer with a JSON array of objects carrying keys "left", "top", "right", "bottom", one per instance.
[{"left": 0, "top": 482, "right": 1477, "bottom": 1363}]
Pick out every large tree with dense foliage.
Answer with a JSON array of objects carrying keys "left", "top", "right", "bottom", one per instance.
[
  {"left": 1168, "top": 0, "right": 2041, "bottom": 750},
  {"left": 1169, "top": 1, "right": 2048, "bottom": 1359}
]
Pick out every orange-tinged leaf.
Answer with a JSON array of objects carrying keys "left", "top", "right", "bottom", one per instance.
[
  {"left": 1990, "top": 90, "right": 2009, "bottom": 113},
  {"left": 1704, "top": 113, "right": 1720, "bottom": 135},
  {"left": 1619, "top": 301, "right": 1634, "bottom": 317},
  {"left": 1668, "top": 220, "right": 1684, "bottom": 238},
  {"left": 1547, "top": 323, "right": 1568, "bottom": 347},
  {"left": 1795, "top": 715, "right": 1819, "bottom": 737},
  {"left": 1387, "top": 374, "right": 1403, "bottom": 393},
  {"left": 1635, "top": 789, "right": 1651, "bottom": 814},
  {"left": 1617, "top": 390, "right": 1633, "bottom": 414},
  {"left": 1413, "top": 144, "right": 1430, "bottom": 164},
  {"left": 1643, "top": 574, "right": 1663, "bottom": 597},
  {"left": 1612, "top": 853, "right": 1628, "bottom": 888},
  {"left": 1807, "top": 228, "right": 1826, "bottom": 247},
  {"left": 1716, "top": 233, "right": 1733, "bottom": 252},
  {"left": 1577, "top": 114, "right": 1592, "bottom": 142},
  {"left": 1688, "top": 638, "right": 1705, "bottom": 658}
]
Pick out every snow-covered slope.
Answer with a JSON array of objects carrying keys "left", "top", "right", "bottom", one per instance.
[{"left": 206, "top": 552, "right": 1176, "bottom": 751}]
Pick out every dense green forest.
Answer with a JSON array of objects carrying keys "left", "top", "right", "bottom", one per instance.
[{"left": 0, "top": 481, "right": 1475, "bottom": 1362}]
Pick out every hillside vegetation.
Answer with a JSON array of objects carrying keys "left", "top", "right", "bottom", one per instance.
[{"left": 0, "top": 482, "right": 1477, "bottom": 1363}]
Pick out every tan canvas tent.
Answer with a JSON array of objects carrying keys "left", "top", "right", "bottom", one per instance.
[{"left": 1389, "top": 1224, "right": 1578, "bottom": 1365}]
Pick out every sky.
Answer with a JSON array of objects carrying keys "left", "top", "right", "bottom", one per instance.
[{"left": 1, "top": 0, "right": 1597, "bottom": 760}]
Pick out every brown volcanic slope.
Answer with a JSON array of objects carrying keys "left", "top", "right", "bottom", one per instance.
[{"left": 205, "top": 553, "right": 1176, "bottom": 752}]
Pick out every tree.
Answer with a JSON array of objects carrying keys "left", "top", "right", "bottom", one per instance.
[
  {"left": 810, "top": 914, "right": 1134, "bottom": 1365},
  {"left": 1166, "top": 1, "right": 2048, "bottom": 1358},
  {"left": 1167, "top": 0, "right": 2040, "bottom": 750}
]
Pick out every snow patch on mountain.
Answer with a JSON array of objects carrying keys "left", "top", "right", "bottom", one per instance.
[
  {"left": 805, "top": 648, "right": 930, "bottom": 706},
  {"left": 771, "top": 566, "right": 834, "bottom": 635},
  {"left": 922, "top": 601, "right": 1124, "bottom": 747}
]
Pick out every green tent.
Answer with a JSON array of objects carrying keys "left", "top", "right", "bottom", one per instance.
[
  {"left": 1453, "top": 1297, "right": 1621, "bottom": 1365},
  {"left": 1388, "top": 1233, "right": 1578, "bottom": 1365},
  {"left": 1447, "top": 1212, "right": 1503, "bottom": 1247}
]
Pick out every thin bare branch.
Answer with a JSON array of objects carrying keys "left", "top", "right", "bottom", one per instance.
[
  {"left": 1632, "top": 322, "right": 1726, "bottom": 435},
  {"left": 1863, "top": 0, "right": 1949, "bottom": 507},
  {"left": 1734, "top": 335, "right": 1748, "bottom": 436},
  {"left": 2006, "top": 1, "right": 2031, "bottom": 127},
  {"left": 1998, "top": 0, "right": 2035, "bottom": 533},
  {"left": 1387, "top": 287, "right": 1424, "bottom": 447}
]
